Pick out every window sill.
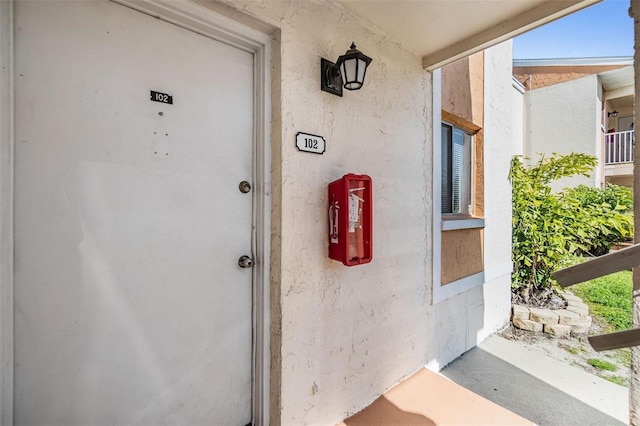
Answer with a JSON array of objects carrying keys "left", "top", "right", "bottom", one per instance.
[{"left": 441, "top": 216, "right": 485, "bottom": 231}]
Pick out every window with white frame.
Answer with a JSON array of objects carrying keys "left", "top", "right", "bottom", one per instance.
[{"left": 441, "top": 122, "right": 472, "bottom": 215}]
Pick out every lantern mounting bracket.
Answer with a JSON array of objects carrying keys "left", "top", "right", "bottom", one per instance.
[{"left": 321, "top": 58, "right": 344, "bottom": 97}]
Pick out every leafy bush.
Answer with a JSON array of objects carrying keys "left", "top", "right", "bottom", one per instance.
[
  {"left": 510, "top": 153, "right": 596, "bottom": 298},
  {"left": 563, "top": 184, "right": 633, "bottom": 256},
  {"left": 568, "top": 183, "right": 633, "bottom": 209},
  {"left": 510, "top": 153, "right": 633, "bottom": 300}
]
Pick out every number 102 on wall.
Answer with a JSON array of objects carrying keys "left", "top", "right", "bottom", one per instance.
[{"left": 296, "top": 132, "right": 326, "bottom": 155}]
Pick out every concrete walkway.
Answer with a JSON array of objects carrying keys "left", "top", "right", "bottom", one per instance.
[{"left": 441, "top": 334, "right": 628, "bottom": 425}]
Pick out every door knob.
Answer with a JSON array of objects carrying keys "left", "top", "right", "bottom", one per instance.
[{"left": 238, "top": 255, "right": 254, "bottom": 268}]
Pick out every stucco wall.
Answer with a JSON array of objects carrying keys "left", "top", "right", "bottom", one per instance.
[
  {"left": 442, "top": 52, "right": 485, "bottom": 126},
  {"left": 481, "top": 42, "right": 517, "bottom": 340},
  {"left": 274, "top": 14, "right": 429, "bottom": 426},
  {"left": 198, "top": 2, "right": 514, "bottom": 424},
  {"left": 525, "top": 74, "right": 601, "bottom": 190}
]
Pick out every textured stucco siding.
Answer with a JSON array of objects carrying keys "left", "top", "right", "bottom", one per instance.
[
  {"left": 512, "top": 80, "right": 525, "bottom": 157},
  {"left": 274, "top": 14, "right": 430, "bottom": 426},
  {"left": 481, "top": 42, "right": 516, "bottom": 340},
  {"left": 441, "top": 52, "right": 484, "bottom": 123},
  {"left": 525, "top": 74, "right": 601, "bottom": 190}
]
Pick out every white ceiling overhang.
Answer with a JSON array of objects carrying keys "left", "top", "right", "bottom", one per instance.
[
  {"left": 600, "top": 66, "right": 634, "bottom": 108},
  {"left": 600, "top": 66, "right": 634, "bottom": 93},
  {"left": 335, "top": 0, "right": 602, "bottom": 70}
]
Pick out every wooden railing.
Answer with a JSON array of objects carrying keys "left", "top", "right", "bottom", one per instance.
[
  {"left": 605, "top": 130, "right": 634, "bottom": 165},
  {"left": 554, "top": 244, "right": 640, "bottom": 351}
]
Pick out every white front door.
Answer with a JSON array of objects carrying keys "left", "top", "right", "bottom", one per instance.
[{"left": 14, "top": 1, "right": 254, "bottom": 424}]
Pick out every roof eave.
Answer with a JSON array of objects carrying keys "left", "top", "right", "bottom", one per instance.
[{"left": 422, "top": 0, "right": 602, "bottom": 70}]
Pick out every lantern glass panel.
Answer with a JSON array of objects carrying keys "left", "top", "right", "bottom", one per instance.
[
  {"left": 342, "top": 59, "right": 357, "bottom": 85},
  {"left": 357, "top": 58, "right": 366, "bottom": 82}
]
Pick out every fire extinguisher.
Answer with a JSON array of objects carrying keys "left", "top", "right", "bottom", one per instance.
[{"left": 328, "top": 174, "right": 372, "bottom": 266}]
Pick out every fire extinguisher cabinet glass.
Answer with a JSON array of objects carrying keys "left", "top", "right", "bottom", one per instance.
[{"left": 328, "top": 174, "right": 373, "bottom": 266}]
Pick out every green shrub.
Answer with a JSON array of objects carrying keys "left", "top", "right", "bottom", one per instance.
[
  {"left": 563, "top": 184, "right": 633, "bottom": 256},
  {"left": 510, "top": 153, "right": 633, "bottom": 300},
  {"left": 567, "top": 183, "right": 633, "bottom": 209},
  {"left": 510, "top": 153, "right": 596, "bottom": 298}
]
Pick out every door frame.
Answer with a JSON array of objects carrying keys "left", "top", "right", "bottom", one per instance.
[{"left": 0, "top": 1, "right": 272, "bottom": 424}]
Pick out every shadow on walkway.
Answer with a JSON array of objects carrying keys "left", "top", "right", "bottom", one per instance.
[
  {"left": 342, "top": 396, "right": 435, "bottom": 426},
  {"left": 441, "top": 346, "right": 625, "bottom": 426}
]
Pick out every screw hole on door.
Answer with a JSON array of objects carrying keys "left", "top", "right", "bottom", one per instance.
[{"left": 239, "top": 181, "right": 251, "bottom": 193}]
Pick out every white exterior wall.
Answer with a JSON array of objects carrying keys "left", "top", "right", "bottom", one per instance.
[
  {"left": 512, "top": 78, "right": 525, "bottom": 157},
  {"left": 525, "top": 75, "right": 601, "bottom": 190},
  {"left": 207, "top": 2, "right": 515, "bottom": 424},
  {"left": 480, "top": 42, "right": 516, "bottom": 341}
]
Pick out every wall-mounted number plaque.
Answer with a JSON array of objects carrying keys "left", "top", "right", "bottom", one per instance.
[{"left": 296, "top": 132, "right": 326, "bottom": 155}]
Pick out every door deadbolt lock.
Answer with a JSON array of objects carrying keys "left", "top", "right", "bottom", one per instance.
[
  {"left": 238, "top": 255, "right": 254, "bottom": 268},
  {"left": 239, "top": 181, "right": 251, "bottom": 193}
]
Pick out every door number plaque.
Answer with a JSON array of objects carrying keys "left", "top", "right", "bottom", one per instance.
[{"left": 296, "top": 132, "right": 326, "bottom": 155}]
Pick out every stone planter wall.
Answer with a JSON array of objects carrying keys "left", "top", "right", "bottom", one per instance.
[{"left": 512, "top": 292, "right": 592, "bottom": 337}]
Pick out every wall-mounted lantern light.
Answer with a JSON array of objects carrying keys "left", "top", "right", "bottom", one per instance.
[
  {"left": 321, "top": 42, "right": 372, "bottom": 97},
  {"left": 608, "top": 110, "right": 619, "bottom": 117}
]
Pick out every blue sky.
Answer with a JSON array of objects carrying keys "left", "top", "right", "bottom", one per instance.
[{"left": 513, "top": 0, "right": 634, "bottom": 59}]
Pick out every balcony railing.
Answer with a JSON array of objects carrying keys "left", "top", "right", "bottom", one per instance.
[{"left": 605, "top": 130, "right": 634, "bottom": 165}]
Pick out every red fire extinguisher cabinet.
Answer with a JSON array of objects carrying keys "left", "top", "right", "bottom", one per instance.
[{"left": 328, "top": 174, "right": 373, "bottom": 266}]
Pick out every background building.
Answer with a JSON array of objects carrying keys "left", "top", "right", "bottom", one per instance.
[{"left": 514, "top": 57, "right": 634, "bottom": 190}]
